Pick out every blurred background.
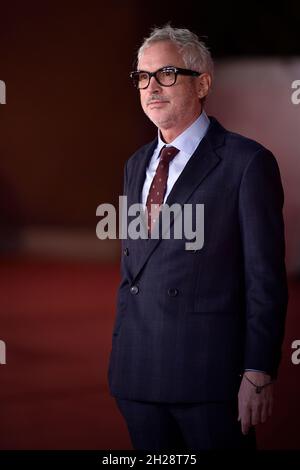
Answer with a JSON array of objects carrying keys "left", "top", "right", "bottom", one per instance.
[{"left": 0, "top": 0, "right": 299, "bottom": 450}]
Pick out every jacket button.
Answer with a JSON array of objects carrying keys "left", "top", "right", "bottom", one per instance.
[
  {"left": 168, "top": 288, "right": 178, "bottom": 297},
  {"left": 130, "top": 285, "right": 139, "bottom": 295},
  {"left": 123, "top": 247, "right": 129, "bottom": 256}
]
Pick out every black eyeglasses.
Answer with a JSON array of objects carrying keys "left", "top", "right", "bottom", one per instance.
[{"left": 130, "top": 66, "right": 201, "bottom": 89}]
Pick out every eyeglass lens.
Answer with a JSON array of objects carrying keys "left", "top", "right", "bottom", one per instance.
[{"left": 137, "top": 69, "right": 177, "bottom": 89}]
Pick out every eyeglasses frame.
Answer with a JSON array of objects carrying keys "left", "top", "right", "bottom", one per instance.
[{"left": 130, "top": 66, "right": 201, "bottom": 89}]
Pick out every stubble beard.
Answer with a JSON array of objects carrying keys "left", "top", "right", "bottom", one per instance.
[{"left": 146, "top": 109, "right": 176, "bottom": 130}]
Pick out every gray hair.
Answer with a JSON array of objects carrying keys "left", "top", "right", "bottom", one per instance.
[{"left": 137, "top": 25, "right": 214, "bottom": 79}]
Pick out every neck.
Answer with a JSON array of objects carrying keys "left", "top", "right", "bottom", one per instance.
[{"left": 159, "top": 111, "right": 202, "bottom": 143}]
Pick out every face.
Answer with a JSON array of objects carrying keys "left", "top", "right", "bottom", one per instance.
[{"left": 137, "top": 41, "right": 206, "bottom": 138}]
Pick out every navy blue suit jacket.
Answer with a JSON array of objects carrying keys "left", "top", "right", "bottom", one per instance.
[{"left": 108, "top": 116, "right": 288, "bottom": 403}]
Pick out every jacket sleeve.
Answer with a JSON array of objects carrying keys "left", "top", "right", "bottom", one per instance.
[{"left": 239, "top": 148, "right": 288, "bottom": 378}]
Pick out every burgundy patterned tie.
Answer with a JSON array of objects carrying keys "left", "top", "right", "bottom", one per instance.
[{"left": 145, "top": 145, "right": 179, "bottom": 233}]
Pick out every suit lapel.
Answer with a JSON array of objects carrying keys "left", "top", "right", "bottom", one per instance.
[
  {"left": 130, "top": 117, "right": 226, "bottom": 283},
  {"left": 129, "top": 138, "right": 158, "bottom": 208}
]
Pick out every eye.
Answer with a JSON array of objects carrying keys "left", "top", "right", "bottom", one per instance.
[
  {"left": 157, "top": 68, "right": 176, "bottom": 85},
  {"left": 139, "top": 72, "right": 149, "bottom": 82}
]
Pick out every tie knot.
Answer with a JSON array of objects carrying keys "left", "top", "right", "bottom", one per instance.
[{"left": 159, "top": 146, "right": 179, "bottom": 164}]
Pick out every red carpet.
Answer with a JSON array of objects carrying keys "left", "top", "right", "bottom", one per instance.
[{"left": 0, "top": 258, "right": 299, "bottom": 449}]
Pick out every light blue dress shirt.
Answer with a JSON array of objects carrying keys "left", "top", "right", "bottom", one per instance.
[{"left": 141, "top": 111, "right": 210, "bottom": 209}]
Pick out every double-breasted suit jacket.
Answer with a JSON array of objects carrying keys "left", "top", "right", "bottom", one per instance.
[{"left": 108, "top": 116, "right": 288, "bottom": 403}]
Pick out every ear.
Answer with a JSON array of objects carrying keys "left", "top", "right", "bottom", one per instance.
[{"left": 196, "top": 73, "right": 212, "bottom": 99}]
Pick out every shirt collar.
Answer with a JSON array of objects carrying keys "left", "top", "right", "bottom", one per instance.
[{"left": 156, "top": 111, "right": 210, "bottom": 158}]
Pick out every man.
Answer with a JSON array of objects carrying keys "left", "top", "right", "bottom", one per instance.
[{"left": 107, "top": 25, "right": 288, "bottom": 450}]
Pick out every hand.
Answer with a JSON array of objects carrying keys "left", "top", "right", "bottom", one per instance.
[{"left": 238, "top": 371, "right": 274, "bottom": 435}]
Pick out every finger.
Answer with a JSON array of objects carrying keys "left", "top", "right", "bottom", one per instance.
[
  {"left": 241, "top": 406, "right": 251, "bottom": 435},
  {"left": 237, "top": 405, "right": 241, "bottom": 421},
  {"left": 251, "top": 403, "right": 262, "bottom": 426},
  {"left": 241, "top": 418, "right": 251, "bottom": 435}
]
